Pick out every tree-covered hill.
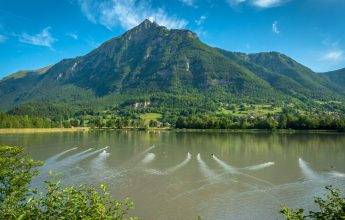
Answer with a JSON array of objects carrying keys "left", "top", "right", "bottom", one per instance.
[
  {"left": 1, "top": 19, "right": 345, "bottom": 113},
  {"left": 218, "top": 50, "right": 345, "bottom": 102},
  {"left": 323, "top": 67, "right": 345, "bottom": 88}
]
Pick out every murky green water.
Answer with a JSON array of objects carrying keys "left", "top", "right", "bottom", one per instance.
[{"left": 1, "top": 130, "right": 345, "bottom": 219}]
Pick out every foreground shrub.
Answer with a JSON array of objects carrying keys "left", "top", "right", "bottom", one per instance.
[
  {"left": 280, "top": 186, "right": 345, "bottom": 220},
  {"left": 0, "top": 146, "right": 135, "bottom": 220}
]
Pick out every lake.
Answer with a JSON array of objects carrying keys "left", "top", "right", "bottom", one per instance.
[{"left": 1, "top": 130, "right": 345, "bottom": 219}]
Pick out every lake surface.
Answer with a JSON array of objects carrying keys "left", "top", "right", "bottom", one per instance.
[{"left": 1, "top": 130, "right": 345, "bottom": 219}]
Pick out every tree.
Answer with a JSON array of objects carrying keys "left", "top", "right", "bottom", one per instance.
[
  {"left": 94, "top": 118, "right": 102, "bottom": 128},
  {"left": 149, "top": 120, "right": 157, "bottom": 128},
  {"left": 0, "top": 146, "right": 42, "bottom": 204},
  {"left": 279, "top": 114, "right": 288, "bottom": 129},
  {"left": 280, "top": 186, "right": 345, "bottom": 220},
  {"left": 0, "top": 146, "right": 136, "bottom": 220},
  {"left": 106, "top": 119, "right": 115, "bottom": 128},
  {"left": 239, "top": 118, "right": 248, "bottom": 129},
  {"left": 115, "top": 118, "right": 123, "bottom": 129},
  {"left": 62, "top": 121, "right": 72, "bottom": 128},
  {"left": 70, "top": 119, "right": 80, "bottom": 127},
  {"left": 175, "top": 117, "right": 187, "bottom": 128}
]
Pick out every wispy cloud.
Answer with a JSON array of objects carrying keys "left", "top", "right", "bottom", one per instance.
[
  {"left": 272, "top": 21, "right": 280, "bottom": 34},
  {"left": 321, "top": 37, "right": 343, "bottom": 62},
  {"left": 252, "top": 0, "right": 284, "bottom": 8},
  {"left": 0, "top": 34, "right": 7, "bottom": 43},
  {"left": 195, "top": 15, "right": 206, "bottom": 26},
  {"left": 227, "top": 0, "right": 246, "bottom": 7},
  {"left": 227, "top": 0, "right": 286, "bottom": 8},
  {"left": 180, "top": 0, "right": 196, "bottom": 7},
  {"left": 322, "top": 50, "right": 344, "bottom": 61},
  {"left": 66, "top": 32, "right": 78, "bottom": 40},
  {"left": 19, "top": 27, "right": 56, "bottom": 49},
  {"left": 78, "top": 0, "right": 187, "bottom": 30},
  {"left": 322, "top": 38, "right": 339, "bottom": 48}
]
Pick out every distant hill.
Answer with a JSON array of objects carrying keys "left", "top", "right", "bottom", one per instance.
[
  {"left": 323, "top": 68, "right": 345, "bottom": 88},
  {"left": 1, "top": 19, "right": 345, "bottom": 112}
]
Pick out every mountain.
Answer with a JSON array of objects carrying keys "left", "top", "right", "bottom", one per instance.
[
  {"left": 1, "top": 19, "right": 345, "bottom": 112},
  {"left": 218, "top": 50, "right": 345, "bottom": 101},
  {"left": 0, "top": 66, "right": 52, "bottom": 110},
  {"left": 323, "top": 68, "right": 345, "bottom": 88}
]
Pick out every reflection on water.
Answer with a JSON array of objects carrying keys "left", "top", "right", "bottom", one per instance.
[{"left": 1, "top": 130, "right": 345, "bottom": 220}]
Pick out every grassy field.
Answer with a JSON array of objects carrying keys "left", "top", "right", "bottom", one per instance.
[
  {"left": 140, "top": 113, "right": 162, "bottom": 125},
  {"left": 217, "top": 104, "right": 282, "bottom": 116},
  {"left": 0, "top": 127, "right": 90, "bottom": 134}
]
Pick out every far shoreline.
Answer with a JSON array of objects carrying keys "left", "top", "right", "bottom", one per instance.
[
  {"left": 92, "top": 127, "right": 345, "bottom": 134},
  {"left": 0, "top": 127, "right": 90, "bottom": 134},
  {"left": 0, "top": 127, "right": 344, "bottom": 134}
]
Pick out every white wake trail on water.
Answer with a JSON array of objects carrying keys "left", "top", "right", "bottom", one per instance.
[
  {"left": 92, "top": 149, "right": 111, "bottom": 169},
  {"left": 197, "top": 153, "right": 219, "bottom": 182},
  {"left": 36, "top": 147, "right": 109, "bottom": 187},
  {"left": 45, "top": 147, "right": 78, "bottom": 164},
  {"left": 89, "top": 147, "right": 123, "bottom": 182},
  {"left": 65, "top": 148, "right": 93, "bottom": 160},
  {"left": 166, "top": 152, "right": 192, "bottom": 174},
  {"left": 242, "top": 162, "right": 275, "bottom": 171},
  {"left": 144, "top": 152, "right": 192, "bottom": 175},
  {"left": 114, "top": 145, "right": 156, "bottom": 173},
  {"left": 298, "top": 158, "right": 321, "bottom": 180},
  {"left": 42, "top": 148, "right": 92, "bottom": 173},
  {"left": 329, "top": 171, "right": 345, "bottom": 178},
  {"left": 212, "top": 155, "right": 239, "bottom": 174},
  {"left": 66, "top": 147, "right": 108, "bottom": 164},
  {"left": 141, "top": 153, "right": 156, "bottom": 164},
  {"left": 139, "top": 145, "right": 155, "bottom": 157},
  {"left": 44, "top": 147, "right": 109, "bottom": 171},
  {"left": 212, "top": 155, "right": 274, "bottom": 187}
]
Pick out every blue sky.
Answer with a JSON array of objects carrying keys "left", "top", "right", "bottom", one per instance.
[{"left": 0, "top": 0, "right": 344, "bottom": 78}]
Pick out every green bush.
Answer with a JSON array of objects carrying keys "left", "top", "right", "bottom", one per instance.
[
  {"left": 0, "top": 146, "right": 136, "bottom": 220},
  {"left": 280, "top": 186, "right": 345, "bottom": 220}
]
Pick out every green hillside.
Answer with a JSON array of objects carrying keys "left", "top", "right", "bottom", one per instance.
[
  {"left": 323, "top": 68, "right": 345, "bottom": 87},
  {"left": 1, "top": 19, "right": 345, "bottom": 115}
]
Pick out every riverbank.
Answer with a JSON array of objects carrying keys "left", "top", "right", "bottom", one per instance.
[
  {"left": 0, "top": 127, "right": 344, "bottom": 134},
  {"left": 0, "top": 127, "right": 90, "bottom": 134},
  {"left": 91, "top": 127, "right": 345, "bottom": 134},
  {"left": 174, "top": 128, "right": 345, "bottom": 133}
]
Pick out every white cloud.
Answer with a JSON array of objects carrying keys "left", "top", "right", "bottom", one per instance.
[
  {"left": 227, "top": 0, "right": 285, "bottom": 8},
  {"left": 272, "top": 21, "right": 280, "bottom": 34},
  {"left": 322, "top": 38, "right": 339, "bottom": 48},
  {"left": 320, "top": 37, "right": 344, "bottom": 62},
  {"left": 195, "top": 15, "right": 206, "bottom": 26},
  {"left": 252, "top": 0, "right": 283, "bottom": 8},
  {"left": 19, "top": 27, "right": 56, "bottom": 48},
  {"left": 322, "top": 50, "right": 344, "bottom": 61},
  {"left": 0, "top": 34, "right": 7, "bottom": 42},
  {"left": 66, "top": 32, "right": 78, "bottom": 40},
  {"left": 78, "top": 0, "right": 187, "bottom": 30},
  {"left": 227, "top": 0, "right": 246, "bottom": 7},
  {"left": 180, "top": 0, "right": 196, "bottom": 7}
]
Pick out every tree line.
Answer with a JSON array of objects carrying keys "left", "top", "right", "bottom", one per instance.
[
  {"left": 0, "top": 113, "right": 55, "bottom": 128},
  {"left": 175, "top": 113, "right": 345, "bottom": 131}
]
